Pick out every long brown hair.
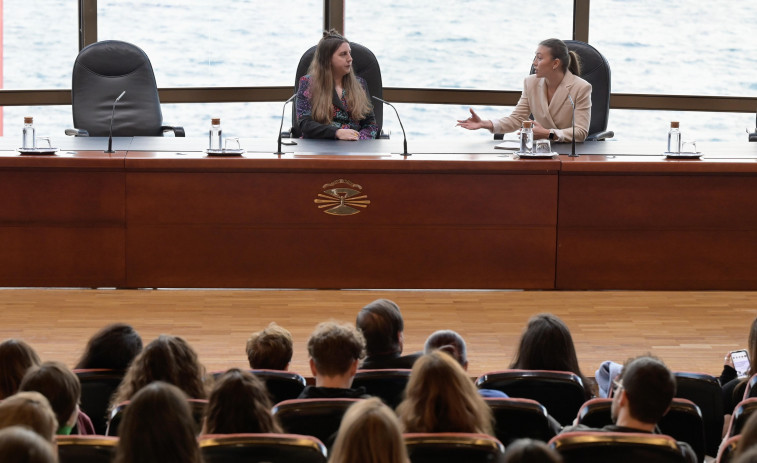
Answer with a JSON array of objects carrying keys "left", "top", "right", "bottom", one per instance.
[
  {"left": 329, "top": 398, "right": 409, "bottom": 463},
  {"left": 539, "top": 38, "right": 581, "bottom": 76},
  {"left": 306, "top": 29, "right": 372, "bottom": 125},
  {"left": 0, "top": 339, "right": 41, "bottom": 400},
  {"left": 203, "top": 368, "right": 281, "bottom": 435},
  {"left": 397, "top": 351, "right": 493, "bottom": 435}
]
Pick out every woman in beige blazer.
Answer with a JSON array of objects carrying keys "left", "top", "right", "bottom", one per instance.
[{"left": 457, "top": 38, "right": 592, "bottom": 142}]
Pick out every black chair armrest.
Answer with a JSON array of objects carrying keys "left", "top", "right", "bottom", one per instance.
[
  {"left": 281, "top": 129, "right": 293, "bottom": 139},
  {"left": 379, "top": 129, "right": 390, "bottom": 139},
  {"left": 586, "top": 130, "right": 614, "bottom": 141},
  {"left": 161, "top": 125, "right": 185, "bottom": 137},
  {"left": 493, "top": 133, "right": 504, "bottom": 140}
]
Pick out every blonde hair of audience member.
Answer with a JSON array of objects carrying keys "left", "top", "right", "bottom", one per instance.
[
  {"left": 246, "top": 322, "right": 293, "bottom": 371},
  {"left": 0, "top": 426, "right": 57, "bottom": 463},
  {"left": 0, "top": 339, "right": 41, "bottom": 400},
  {"left": 110, "top": 334, "right": 207, "bottom": 411},
  {"left": 114, "top": 381, "right": 201, "bottom": 463},
  {"left": 329, "top": 397, "right": 409, "bottom": 463},
  {"left": 0, "top": 392, "right": 58, "bottom": 443},
  {"left": 307, "top": 321, "right": 366, "bottom": 387},
  {"left": 203, "top": 368, "right": 282, "bottom": 435},
  {"left": 19, "top": 361, "right": 81, "bottom": 434},
  {"left": 397, "top": 351, "right": 493, "bottom": 435}
]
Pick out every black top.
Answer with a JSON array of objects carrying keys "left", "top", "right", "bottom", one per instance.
[
  {"left": 359, "top": 351, "right": 422, "bottom": 370},
  {"left": 297, "top": 385, "right": 369, "bottom": 399},
  {"left": 721, "top": 365, "right": 746, "bottom": 415}
]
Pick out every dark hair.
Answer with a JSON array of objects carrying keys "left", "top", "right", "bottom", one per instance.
[
  {"left": 0, "top": 426, "right": 57, "bottom": 463},
  {"left": 307, "top": 321, "right": 365, "bottom": 377},
  {"left": 356, "top": 299, "right": 404, "bottom": 356},
  {"left": 618, "top": 355, "right": 675, "bottom": 424},
  {"left": 503, "top": 438, "right": 563, "bottom": 463},
  {"left": 0, "top": 339, "right": 41, "bottom": 400},
  {"left": 510, "top": 313, "right": 593, "bottom": 398},
  {"left": 424, "top": 330, "right": 467, "bottom": 367},
  {"left": 204, "top": 368, "right": 281, "bottom": 435},
  {"left": 539, "top": 38, "right": 581, "bottom": 76},
  {"left": 19, "top": 361, "right": 81, "bottom": 431},
  {"left": 75, "top": 323, "right": 143, "bottom": 370},
  {"left": 246, "top": 322, "right": 293, "bottom": 370},
  {"left": 114, "top": 382, "right": 201, "bottom": 463}
]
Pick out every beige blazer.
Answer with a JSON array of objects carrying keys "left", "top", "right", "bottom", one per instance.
[{"left": 491, "top": 71, "right": 592, "bottom": 142}]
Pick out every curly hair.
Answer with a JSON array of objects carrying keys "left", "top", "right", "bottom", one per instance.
[
  {"left": 204, "top": 368, "right": 281, "bottom": 434},
  {"left": 246, "top": 322, "right": 293, "bottom": 370},
  {"left": 75, "top": 323, "right": 143, "bottom": 371}
]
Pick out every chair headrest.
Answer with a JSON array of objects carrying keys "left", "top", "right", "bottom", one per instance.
[{"left": 76, "top": 40, "right": 151, "bottom": 77}]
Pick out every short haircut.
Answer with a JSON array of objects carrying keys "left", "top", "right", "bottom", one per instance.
[
  {"left": 424, "top": 330, "right": 467, "bottom": 366},
  {"left": 307, "top": 321, "right": 365, "bottom": 377},
  {"left": 246, "top": 322, "right": 293, "bottom": 370},
  {"left": 619, "top": 355, "right": 676, "bottom": 424},
  {"left": 356, "top": 299, "right": 404, "bottom": 356},
  {"left": 20, "top": 361, "right": 81, "bottom": 430},
  {"left": 0, "top": 391, "right": 58, "bottom": 442},
  {"left": 0, "top": 426, "right": 57, "bottom": 463}
]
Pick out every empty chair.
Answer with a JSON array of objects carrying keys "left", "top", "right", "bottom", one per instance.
[
  {"left": 272, "top": 398, "right": 361, "bottom": 448},
  {"left": 718, "top": 435, "right": 740, "bottom": 463},
  {"left": 70, "top": 40, "right": 184, "bottom": 137},
  {"left": 476, "top": 370, "right": 587, "bottom": 426},
  {"left": 106, "top": 398, "right": 207, "bottom": 436},
  {"left": 351, "top": 369, "right": 411, "bottom": 408},
  {"left": 674, "top": 372, "right": 724, "bottom": 457},
  {"left": 404, "top": 432, "right": 505, "bottom": 463},
  {"left": 727, "top": 398, "right": 757, "bottom": 437},
  {"left": 74, "top": 369, "right": 125, "bottom": 435},
  {"left": 485, "top": 397, "right": 559, "bottom": 445},
  {"left": 549, "top": 431, "right": 693, "bottom": 463},
  {"left": 56, "top": 435, "right": 118, "bottom": 463},
  {"left": 199, "top": 433, "right": 327, "bottom": 463}
]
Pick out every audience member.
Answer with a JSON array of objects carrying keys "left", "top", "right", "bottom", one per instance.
[
  {"left": 19, "top": 361, "right": 94, "bottom": 435},
  {"left": 0, "top": 392, "right": 57, "bottom": 442},
  {"left": 298, "top": 321, "right": 368, "bottom": 399},
  {"left": 510, "top": 313, "right": 594, "bottom": 398},
  {"left": 721, "top": 317, "right": 757, "bottom": 418},
  {"left": 397, "top": 351, "right": 493, "bottom": 435},
  {"left": 114, "top": 381, "right": 202, "bottom": 463},
  {"left": 503, "top": 438, "right": 563, "bottom": 463},
  {"left": 0, "top": 426, "right": 57, "bottom": 463},
  {"left": 356, "top": 299, "right": 420, "bottom": 369},
  {"left": 246, "top": 322, "right": 293, "bottom": 370},
  {"left": 424, "top": 329, "right": 507, "bottom": 398},
  {"left": 75, "top": 323, "right": 143, "bottom": 371},
  {"left": 329, "top": 397, "right": 409, "bottom": 463},
  {"left": 110, "top": 334, "right": 207, "bottom": 411},
  {"left": 0, "top": 339, "right": 41, "bottom": 400},
  {"left": 734, "top": 410, "right": 757, "bottom": 459},
  {"left": 203, "top": 368, "right": 282, "bottom": 434}
]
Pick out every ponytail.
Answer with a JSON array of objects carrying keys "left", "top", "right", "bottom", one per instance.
[{"left": 567, "top": 50, "right": 582, "bottom": 76}]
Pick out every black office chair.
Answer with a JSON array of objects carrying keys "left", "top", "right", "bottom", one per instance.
[
  {"left": 70, "top": 40, "right": 184, "bottom": 137},
  {"left": 288, "top": 41, "right": 387, "bottom": 138}
]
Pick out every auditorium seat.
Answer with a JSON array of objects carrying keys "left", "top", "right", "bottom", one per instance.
[
  {"left": 106, "top": 398, "right": 207, "bottom": 436},
  {"left": 403, "top": 432, "right": 505, "bottom": 463},
  {"left": 199, "top": 433, "right": 327, "bottom": 463},
  {"left": 74, "top": 368, "right": 125, "bottom": 435},
  {"left": 351, "top": 369, "right": 411, "bottom": 408},
  {"left": 726, "top": 398, "right": 757, "bottom": 437},
  {"left": 743, "top": 373, "right": 757, "bottom": 399},
  {"left": 674, "top": 372, "right": 724, "bottom": 457},
  {"left": 56, "top": 435, "right": 118, "bottom": 463},
  {"left": 271, "top": 398, "right": 361, "bottom": 448},
  {"left": 717, "top": 435, "right": 740, "bottom": 463},
  {"left": 549, "top": 431, "right": 692, "bottom": 463},
  {"left": 484, "top": 397, "right": 559, "bottom": 445}
]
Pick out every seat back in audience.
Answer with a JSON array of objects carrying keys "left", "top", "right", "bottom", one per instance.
[
  {"left": 743, "top": 373, "right": 757, "bottom": 399},
  {"left": 272, "top": 398, "right": 361, "bottom": 448},
  {"left": 727, "top": 398, "right": 757, "bottom": 437},
  {"left": 485, "top": 397, "right": 559, "bottom": 445},
  {"left": 106, "top": 398, "right": 207, "bottom": 436},
  {"left": 199, "top": 433, "right": 327, "bottom": 463},
  {"left": 549, "top": 431, "right": 690, "bottom": 463},
  {"left": 211, "top": 369, "right": 307, "bottom": 405},
  {"left": 475, "top": 369, "right": 587, "bottom": 426},
  {"left": 404, "top": 432, "right": 505, "bottom": 463},
  {"left": 717, "top": 435, "right": 740, "bottom": 463},
  {"left": 56, "top": 435, "right": 118, "bottom": 463},
  {"left": 351, "top": 369, "right": 411, "bottom": 408},
  {"left": 674, "top": 372, "right": 724, "bottom": 457},
  {"left": 74, "top": 368, "right": 125, "bottom": 435}
]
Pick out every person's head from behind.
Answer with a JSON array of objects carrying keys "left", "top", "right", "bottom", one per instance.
[
  {"left": 0, "top": 392, "right": 58, "bottom": 443},
  {"left": 115, "top": 381, "right": 201, "bottom": 463},
  {"left": 511, "top": 313, "right": 582, "bottom": 374},
  {"left": 535, "top": 38, "right": 581, "bottom": 77},
  {"left": 19, "top": 361, "right": 81, "bottom": 435},
  {"left": 0, "top": 426, "right": 57, "bottom": 463},
  {"left": 204, "top": 368, "right": 281, "bottom": 435},
  {"left": 356, "top": 299, "right": 405, "bottom": 357},
  {"left": 424, "top": 330, "right": 468, "bottom": 370},
  {"left": 246, "top": 322, "right": 293, "bottom": 370},
  {"left": 503, "top": 438, "right": 563, "bottom": 463},
  {"left": 612, "top": 355, "right": 675, "bottom": 427},
  {"left": 0, "top": 339, "right": 41, "bottom": 400},
  {"left": 75, "top": 323, "right": 143, "bottom": 370},
  {"left": 397, "top": 351, "right": 492, "bottom": 435},
  {"left": 307, "top": 321, "right": 365, "bottom": 384},
  {"left": 330, "top": 397, "right": 409, "bottom": 463}
]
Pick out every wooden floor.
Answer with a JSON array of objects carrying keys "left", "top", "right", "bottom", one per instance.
[{"left": 1, "top": 289, "right": 754, "bottom": 379}]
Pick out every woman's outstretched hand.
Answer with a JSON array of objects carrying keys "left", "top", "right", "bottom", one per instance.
[{"left": 456, "top": 108, "right": 491, "bottom": 131}]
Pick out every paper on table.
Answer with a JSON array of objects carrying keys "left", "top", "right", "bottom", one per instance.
[{"left": 495, "top": 140, "right": 520, "bottom": 150}]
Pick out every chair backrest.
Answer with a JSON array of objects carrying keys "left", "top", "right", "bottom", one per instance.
[
  {"left": 549, "top": 431, "right": 690, "bottom": 463},
  {"left": 291, "top": 41, "right": 383, "bottom": 138},
  {"left": 728, "top": 398, "right": 757, "bottom": 437},
  {"left": 404, "top": 432, "right": 505, "bottom": 463},
  {"left": 485, "top": 397, "right": 559, "bottom": 445},
  {"left": 72, "top": 40, "right": 165, "bottom": 136},
  {"left": 56, "top": 435, "right": 118, "bottom": 463},
  {"left": 674, "top": 372, "right": 724, "bottom": 457},
  {"left": 475, "top": 369, "right": 587, "bottom": 426},
  {"left": 576, "top": 397, "right": 613, "bottom": 428},
  {"left": 564, "top": 40, "right": 611, "bottom": 139},
  {"left": 351, "top": 369, "right": 411, "bottom": 408},
  {"left": 199, "top": 433, "right": 327, "bottom": 463},
  {"left": 718, "top": 435, "right": 741, "bottom": 463},
  {"left": 106, "top": 398, "right": 207, "bottom": 436},
  {"left": 211, "top": 369, "right": 307, "bottom": 405},
  {"left": 744, "top": 373, "right": 757, "bottom": 399},
  {"left": 271, "top": 398, "right": 361, "bottom": 448},
  {"left": 74, "top": 368, "right": 125, "bottom": 435}
]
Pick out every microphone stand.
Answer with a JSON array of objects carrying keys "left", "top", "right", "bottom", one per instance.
[
  {"left": 372, "top": 96, "right": 410, "bottom": 157},
  {"left": 568, "top": 94, "right": 577, "bottom": 157},
  {"left": 105, "top": 90, "right": 126, "bottom": 154},
  {"left": 275, "top": 94, "right": 297, "bottom": 155}
]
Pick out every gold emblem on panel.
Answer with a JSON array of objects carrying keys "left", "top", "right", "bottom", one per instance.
[{"left": 314, "top": 179, "right": 370, "bottom": 216}]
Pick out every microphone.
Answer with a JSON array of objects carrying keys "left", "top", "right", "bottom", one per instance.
[
  {"left": 275, "top": 94, "right": 297, "bottom": 155},
  {"left": 568, "top": 94, "right": 577, "bottom": 157},
  {"left": 105, "top": 90, "right": 126, "bottom": 154},
  {"left": 372, "top": 96, "right": 410, "bottom": 157}
]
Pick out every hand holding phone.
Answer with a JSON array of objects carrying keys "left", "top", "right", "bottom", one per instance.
[{"left": 731, "top": 349, "right": 751, "bottom": 378}]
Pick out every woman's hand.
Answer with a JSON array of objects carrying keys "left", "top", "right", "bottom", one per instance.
[
  {"left": 532, "top": 121, "right": 550, "bottom": 139},
  {"left": 336, "top": 129, "right": 359, "bottom": 141},
  {"left": 724, "top": 351, "right": 735, "bottom": 369},
  {"left": 457, "top": 108, "right": 492, "bottom": 131}
]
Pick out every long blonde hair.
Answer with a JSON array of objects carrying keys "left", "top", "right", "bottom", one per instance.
[
  {"left": 329, "top": 398, "right": 409, "bottom": 463},
  {"left": 307, "top": 29, "right": 372, "bottom": 125},
  {"left": 397, "top": 351, "right": 493, "bottom": 435}
]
